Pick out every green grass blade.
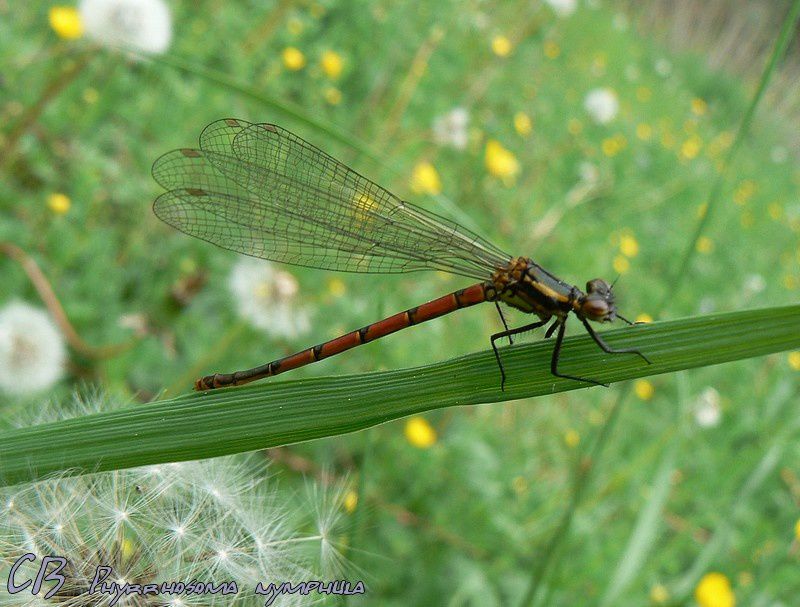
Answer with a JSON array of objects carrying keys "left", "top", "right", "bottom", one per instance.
[{"left": 1, "top": 305, "right": 799, "bottom": 486}]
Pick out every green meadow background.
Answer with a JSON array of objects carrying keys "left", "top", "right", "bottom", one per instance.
[{"left": 2, "top": 0, "right": 799, "bottom": 605}]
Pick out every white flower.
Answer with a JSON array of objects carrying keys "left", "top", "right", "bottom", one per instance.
[
  {"left": 743, "top": 274, "right": 766, "bottom": 296},
  {"left": 79, "top": 0, "right": 172, "bottom": 54},
  {"left": 544, "top": 0, "right": 577, "bottom": 17},
  {"left": 432, "top": 107, "right": 469, "bottom": 150},
  {"left": 694, "top": 387, "right": 722, "bottom": 428},
  {"left": 578, "top": 161, "right": 599, "bottom": 186},
  {"left": 0, "top": 301, "right": 66, "bottom": 395},
  {"left": 229, "top": 257, "right": 311, "bottom": 339},
  {"left": 583, "top": 88, "right": 619, "bottom": 124}
]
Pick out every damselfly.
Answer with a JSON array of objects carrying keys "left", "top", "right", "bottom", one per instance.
[{"left": 152, "top": 118, "right": 651, "bottom": 391}]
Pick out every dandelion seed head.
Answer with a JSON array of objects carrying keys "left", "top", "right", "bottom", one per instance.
[
  {"left": 0, "top": 300, "right": 66, "bottom": 396},
  {"left": 694, "top": 387, "right": 722, "bottom": 428},
  {"left": 544, "top": 0, "right": 577, "bottom": 17},
  {"left": 432, "top": 107, "right": 469, "bottom": 150},
  {"left": 78, "top": 0, "right": 172, "bottom": 54},
  {"left": 584, "top": 88, "right": 619, "bottom": 124}
]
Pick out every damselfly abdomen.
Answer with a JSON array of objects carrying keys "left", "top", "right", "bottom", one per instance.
[{"left": 152, "top": 119, "right": 650, "bottom": 391}]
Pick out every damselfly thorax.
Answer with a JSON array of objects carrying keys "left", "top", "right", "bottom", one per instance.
[{"left": 152, "top": 119, "right": 650, "bottom": 391}]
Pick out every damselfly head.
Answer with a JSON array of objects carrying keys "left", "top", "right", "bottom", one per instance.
[{"left": 579, "top": 278, "right": 617, "bottom": 322}]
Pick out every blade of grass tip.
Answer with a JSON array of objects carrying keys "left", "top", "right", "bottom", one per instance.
[
  {"left": 660, "top": 0, "right": 800, "bottom": 310},
  {"left": 142, "top": 52, "right": 383, "bottom": 165},
  {"left": 2, "top": 306, "right": 800, "bottom": 487},
  {"left": 519, "top": 4, "right": 800, "bottom": 602}
]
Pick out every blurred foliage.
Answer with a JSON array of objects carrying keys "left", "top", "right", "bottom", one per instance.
[{"left": 1, "top": 0, "right": 799, "bottom": 605}]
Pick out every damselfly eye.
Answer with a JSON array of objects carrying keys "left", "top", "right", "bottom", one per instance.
[
  {"left": 586, "top": 278, "right": 611, "bottom": 295},
  {"left": 581, "top": 297, "right": 609, "bottom": 320}
]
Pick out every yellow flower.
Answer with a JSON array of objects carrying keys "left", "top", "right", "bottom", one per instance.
[
  {"left": 485, "top": 140, "right": 520, "bottom": 183},
  {"left": 405, "top": 416, "right": 437, "bottom": 448},
  {"left": 327, "top": 278, "right": 346, "bottom": 297},
  {"left": 680, "top": 135, "right": 702, "bottom": 160},
  {"left": 410, "top": 161, "right": 442, "bottom": 195},
  {"left": 321, "top": 50, "right": 344, "bottom": 79},
  {"left": 567, "top": 118, "right": 583, "bottom": 135},
  {"left": 794, "top": 518, "right": 800, "bottom": 540},
  {"left": 636, "top": 123, "right": 652, "bottom": 141},
  {"left": 635, "top": 313, "right": 653, "bottom": 323},
  {"left": 47, "top": 192, "right": 71, "bottom": 214},
  {"left": 282, "top": 47, "right": 306, "bottom": 71},
  {"left": 613, "top": 255, "right": 630, "bottom": 274},
  {"left": 491, "top": 35, "right": 512, "bottom": 57},
  {"left": 82, "top": 88, "right": 99, "bottom": 104},
  {"left": 691, "top": 97, "right": 708, "bottom": 116},
  {"left": 788, "top": 351, "right": 800, "bottom": 371},
  {"left": 564, "top": 429, "right": 580, "bottom": 448},
  {"left": 635, "top": 379, "right": 654, "bottom": 401},
  {"left": 650, "top": 583, "right": 669, "bottom": 604},
  {"left": 514, "top": 112, "right": 532, "bottom": 137},
  {"left": 49, "top": 6, "right": 84, "bottom": 40},
  {"left": 343, "top": 490, "right": 358, "bottom": 513},
  {"left": 544, "top": 40, "right": 560, "bottom": 59},
  {"left": 602, "top": 134, "right": 627, "bottom": 157},
  {"left": 696, "top": 236, "right": 714, "bottom": 254},
  {"left": 695, "top": 572, "right": 735, "bottom": 607},
  {"left": 323, "top": 86, "right": 342, "bottom": 105},
  {"left": 619, "top": 234, "right": 639, "bottom": 258}
]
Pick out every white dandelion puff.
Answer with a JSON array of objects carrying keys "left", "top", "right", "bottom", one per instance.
[
  {"left": 432, "top": 107, "right": 469, "bottom": 151},
  {"left": 584, "top": 88, "right": 619, "bottom": 124},
  {"left": 544, "top": 0, "right": 577, "bottom": 18},
  {"left": 0, "top": 301, "right": 66, "bottom": 396},
  {"left": 78, "top": 0, "right": 173, "bottom": 55},
  {"left": 694, "top": 387, "right": 722, "bottom": 428},
  {"left": 228, "top": 257, "right": 311, "bottom": 339}
]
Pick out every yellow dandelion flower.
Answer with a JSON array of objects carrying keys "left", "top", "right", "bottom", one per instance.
[
  {"left": 695, "top": 572, "right": 735, "bottom": 607},
  {"left": 696, "top": 236, "right": 714, "bottom": 254},
  {"left": 282, "top": 47, "right": 306, "bottom": 71},
  {"left": 287, "top": 17, "right": 304, "bottom": 36},
  {"left": 619, "top": 234, "right": 639, "bottom": 258},
  {"left": 602, "top": 135, "right": 627, "bottom": 157},
  {"left": 544, "top": 40, "right": 560, "bottom": 59},
  {"left": 636, "top": 313, "right": 653, "bottom": 323},
  {"left": 343, "top": 490, "right": 358, "bottom": 513},
  {"left": 82, "top": 88, "right": 99, "bottom": 104},
  {"left": 650, "top": 584, "right": 669, "bottom": 604},
  {"left": 327, "top": 278, "right": 346, "bottom": 297},
  {"left": 564, "top": 429, "right": 580, "bottom": 448},
  {"left": 680, "top": 135, "right": 702, "bottom": 160},
  {"left": 405, "top": 416, "right": 437, "bottom": 448},
  {"left": 567, "top": 118, "right": 583, "bottom": 135},
  {"left": 794, "top": 518, "right": 800, "bottom": 540},
  {"left": 636, "top": 86, "right": 652, "bottom": 102},
  {"left": 691, "top": 97, "right": 708, "bottom": 116},
  {"left": 784, "top": 274, "right": 798, "bottom": 290},
  {"left": 514, "top": 112, "right": 532, "bottom": 137},
  {"left": 353, "top": 193, "right": 377, "bottom": 224},
  {"left": 47, "top": 192, "right": 71, "bottom": 215},
  {"left": 491, "top": 35, "right": 512, "bottom": 57},
  {"left": 788, "top": 351, "right": 800, "bottom": 371},
  {"left": 635, "top": 379, "right": 654, "bottom": 401},
  {"left": 120, "top": 536, "right": 137, "bottom": 561},
  {"left": 323, "top": 86, "right": 342, "bottom": 105},
  {"left": 767, "top": 202, "right": 783, "bottom": 221},
  {"left": 485, "top": 140, "right": 520, "bottom": 183},
  {"left": 410, "top": 161, "right": 442, "bottom": 195},
  {"left": 636, "top": 123, "right": 652, "bottom": 141},
  {"left": 321, "top": 50, "right": 344, "bottom": 79},
  {"left": 613, "top": 255, "right": 630, "bottom": 274},
  {"left": 49, "top": 6, "right": 83, "bottom": 40}
]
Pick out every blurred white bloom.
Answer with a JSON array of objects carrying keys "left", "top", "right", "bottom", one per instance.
[
  {"left": 544, "top": 0, "right": 577, "bottom": 17},
  {"left": 79, "top": 0, "right": 172, "bottom": 54},
  {"left": 583, "top": 88, "right": 619, "bottom": 124},
  {"left": 743, "top": 274, "right": 766, "bottom": 296},
  {"left": 654, "top": 58, "right": 673, "bottom": 77},
  {"left": 694, "top": 387, "right": 722, "bottom": 428},
  {"left": 578, "top": 161, "right": 599, "bottom": 186},
  {"left": 229, "top": 257, "right": 311, "bottom": 338},
  {"left": 771, "top": 146, "right": 788, "bottom": 163},
  {"left": 432, "top": 107, "right": 469, "bottom": 150},
  {"left": 0, "top": 301, "right": 66, "bottom": 395}
]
